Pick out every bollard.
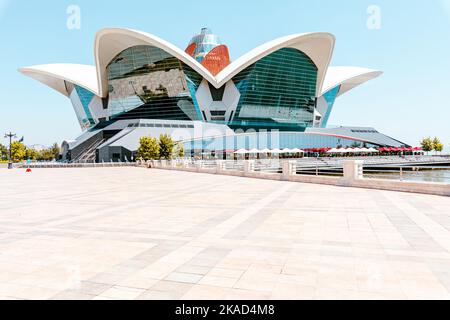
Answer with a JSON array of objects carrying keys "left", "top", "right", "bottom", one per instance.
[
  {"left": 342, "top": 160, "right": 364, "bottom": 185},
  {"left": 282, "top": 160, "right": 296, "bottom": 181}
]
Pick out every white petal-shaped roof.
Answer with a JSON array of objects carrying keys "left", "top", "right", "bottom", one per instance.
[
  {"left": 19, "top": 63, "right": 99, "bottom": 97},
  {"left": 94, "top": 28, "right": 216, "bottom": 97},
  {"left": 321, "top": 66, "right": 382, "bottom": 97},
  {"left": 215, "top": 32, "right": 335, "bottom": 95},
  {"left": 18, "top": 29, "right": 381, "bottom": 103}
]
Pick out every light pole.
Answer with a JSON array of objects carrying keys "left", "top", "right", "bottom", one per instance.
[{"left": 4, "top": 132, "right": 17, "bottom": 169}]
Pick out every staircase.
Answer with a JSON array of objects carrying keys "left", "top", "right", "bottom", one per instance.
[{"left": 71, "top": 139, "right": 105, "bottom": 163}]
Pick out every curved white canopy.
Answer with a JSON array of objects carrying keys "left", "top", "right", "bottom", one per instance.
[
  {"left": 19, "top": 29, "right": 381, "bottom": 105},
  {"left": 321, "top": 66, "right": 382, "bottom": 97},
  {"left": 215, "top": 32, "right": 335, "bottom": 95},
  {"left": 19, "top": 64, "right": 99, "bottom": 97},
  {"left": 94, "top": 28, "right": 216, "bottom": 97}
]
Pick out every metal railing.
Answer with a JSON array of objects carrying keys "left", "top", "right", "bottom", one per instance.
[
  {"left": 144, "top": 159, "right": 345, "bottom": 177},
  {"left": 14, "top": 161, "right": 139, "bottom": 169},
  {"left": 364, "top": 165, "right": 450, "bottom": 183}
]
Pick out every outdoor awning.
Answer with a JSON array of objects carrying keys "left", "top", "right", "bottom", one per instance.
[{"left": 234, "top": 149, "right": 248, "bottom": 154}]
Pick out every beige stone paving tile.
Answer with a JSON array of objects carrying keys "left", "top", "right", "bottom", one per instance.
[
  {"left": 207, "top": 267, "right": 245, "bottom": 279},
  {"left": 246, "top": 263, "right": 282, "bottom": 274},
  {"left": 51, "top": 290, "right": 95, "bottom": 300},
  {"left": 278, "top": 273, "right": 317, "bottom": 287},
  {"left": 181, "top": 285, "right": 230, "bottom": 300},
  {"left": 215, "top": 258, "right": 252, "bottom": 271},
  {"left": 0, "top": 283, "right": 33, "bottom": 297},
  {"left": 69, "top": 281, "right": 112, "bottom": 296},
  {"left": 10, "top": 286, "right": 60, "bottom": 300},
  {"left": 198, "top": 275, "right": 239, "bottom": 288},
  {"left": 165, "top": 272, "right": 203, "bottom": 284},
  {"left": 117, "top": 275, "right": 159, "bottom": 290},
  {"left": 225, "top": 288, "right": 271, "bottom": 300},
  {"left": 176, "top": 265, "right": 211, "bottom": 275},
  {"left": 150, "top": 280, "right": 193, "bottom": 295},
  {"left": 88, "top": 272, "right": 126, "bottom": 286},
  {"left": 270, "top": 282, "right": 316, "bottom": 300},
  {"left": 233, "top": 271, "right": 279, "bottom": 292},
  {"left": 100, "top": 285, "right": 146, "bottom": 300},
  {"left": 92, "top": 295, "right": 118, "bottom": 300},
  {"left": 0, "top": 271, "right": 25, "bottom": 283},
  {"left": 137, "top": 290, "right": 184, "bottom": 300}
]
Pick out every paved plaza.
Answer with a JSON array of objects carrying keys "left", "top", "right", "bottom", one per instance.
[{"left": 1, "top": 167, "right": 450, "bottom": 300}]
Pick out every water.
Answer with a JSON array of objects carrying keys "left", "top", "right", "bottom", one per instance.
[{"left": 366, "top": 169, "right": 450, "bottom": 184}]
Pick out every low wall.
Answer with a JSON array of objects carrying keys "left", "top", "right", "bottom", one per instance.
[{"left": 146, "top": 161, "right": 450, "bottom": 197}]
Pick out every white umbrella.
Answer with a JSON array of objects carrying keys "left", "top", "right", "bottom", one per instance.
[
  {"left": 248, "top": 148, "right": 259, "bottom": 154},
  {"left": 281, "top": 148, "right": 293, "bottom": 153},
  {"left": 259, "top": 148, "right": 271, "bottom": 153},
  {"left": 327, "top": 148, "right": 340, "bottom": 153},
  {"left": 234, "top": 149, "right": 248, "bottom": 154},
  {"left": 291, "top": 148, "right": 304, "bottom": 153},
  {"left": 271, "top": 148, "right": 282, "bottom": 154},
  {"left": 367, "top": 148, "right": 379, "bottom": 153}
]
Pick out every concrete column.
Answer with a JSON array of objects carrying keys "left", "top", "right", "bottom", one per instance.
[
  {"left": 244, "top": 160, "right": 255, "bottom": 174},
  {"left": 282, "top": 160, "right": 297, "bottom": 180},
  {"left": 216, "top": 160, "right": 226, "bottom": 173},
  {"left": 342, "top": 160, "right": 364, "bottom": 184}
]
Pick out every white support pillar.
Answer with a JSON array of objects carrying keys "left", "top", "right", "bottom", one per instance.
[
  {"left": 216, "top": 160, "right": 226, "bottom": 173},
  {"left": 342, "top": 160, "right": 364, "bottom": 185},
  {"left": 244, "top": 160, "right": 255, "bottom": 174},
  {"left": 196, "top": 160, "right": 204, "bottom": 171},
  {"left": 282, "top": 160, "right": 297, "bottom": 180}
]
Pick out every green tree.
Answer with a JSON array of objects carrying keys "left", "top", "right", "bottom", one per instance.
[
  {"left": 25, "top": 147, "right": 39, "bottom": 160},
  {"left": 432, "top": 137, "right": 444, "bottom": 154},
  {"left": 0, "top": 143, "right": 7, "bottom": 161},
  {"left": 137, "top": 136, "right": 160, "bottom": 160},
  {"left": 420, "top": 137, "right": 434, "bottom": 154},
  {"left": 173, "top": 142, "right": 185, "bottom": 158},
  {"left": 11, "top": 141, "right": 26, "bottom": 162},
  {"left": 159, "top": 134, "right": 175, "bottom": 159},
  {"left": 50, "top": 143, "right": 60, "bottom": 159}
]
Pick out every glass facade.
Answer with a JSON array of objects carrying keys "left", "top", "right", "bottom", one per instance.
[
  {"left": 320, "top": 85, "right": 340, "bottom": 128},
  {"left": 183, "top": 131, "right": 377, "bottom": 155},
  {"left": 66, "top": 82, "right": 96, "bottom": 130},
  {"left": 229, "top": 48, "right": 318, "bottom": 132},
  {"left": 106, "top": 45, "right": 203, "bottom": 121}
]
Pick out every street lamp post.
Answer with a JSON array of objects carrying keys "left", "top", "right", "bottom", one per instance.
[{"left": 4, "top": 132, "right": 17, "bottom": 169}]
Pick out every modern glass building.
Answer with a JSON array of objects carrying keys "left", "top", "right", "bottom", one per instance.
[{"left": 19, "top": 27, "right": 407, "bottom": 162}]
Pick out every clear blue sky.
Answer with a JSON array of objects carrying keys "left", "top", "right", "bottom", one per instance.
[{"left": 1, "top": 0, "right": 450, "bottom": 149}]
